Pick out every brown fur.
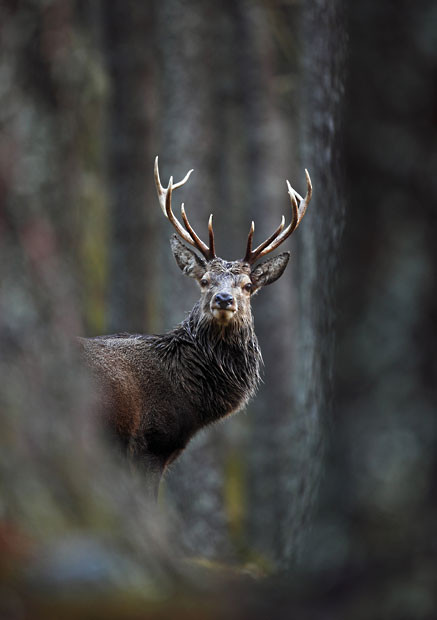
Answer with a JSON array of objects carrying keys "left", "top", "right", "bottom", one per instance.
[{"left": 80, "top": 235, "right": 290, "bottom": 496}]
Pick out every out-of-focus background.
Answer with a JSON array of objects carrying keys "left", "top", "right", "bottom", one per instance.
[{"left": 1, "top": 1, "right": 436, "bottom": 618}]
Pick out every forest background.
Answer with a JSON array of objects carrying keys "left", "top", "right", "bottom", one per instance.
[{"left": 1, "top": 1, "right": 436, "bottom": 618}]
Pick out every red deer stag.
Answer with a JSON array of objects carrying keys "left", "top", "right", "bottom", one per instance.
[{"left": 81, "top": 157, "right": 312, "bottom": 496}]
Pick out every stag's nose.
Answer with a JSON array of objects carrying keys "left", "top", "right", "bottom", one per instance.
[{"left": 214, "top": 292, "right": 234, "bottom": 309}]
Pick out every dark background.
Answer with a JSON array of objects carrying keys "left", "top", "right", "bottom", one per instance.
[{"left": 0, "top": 1, "right": 436, "bottom": 618}]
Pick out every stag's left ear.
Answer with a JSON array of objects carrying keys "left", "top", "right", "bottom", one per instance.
[{"left": 251, "top": 252, "right": 290, "bottom": 289}]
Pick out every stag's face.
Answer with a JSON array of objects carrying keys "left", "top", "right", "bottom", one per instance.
[
  {"left": 197, "top": 259, "right": 253, "bottom": 325},
  {"left": 171, "top": 235, "right": 290, "bottom": 326}
]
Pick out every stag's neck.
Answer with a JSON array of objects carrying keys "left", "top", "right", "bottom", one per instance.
[
  {"left": 184, "top": 302, "right": 256, "bottom": 346},
  {"left": 154, "top": 302, "right": 262, "bottom": 425}
]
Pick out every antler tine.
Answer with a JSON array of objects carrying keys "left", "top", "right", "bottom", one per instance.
[
  {"left": 154, "top": 156, "right": 194, "bottom": 212},
  {"left": 154, "top": 156, "right": 216, "bottom": 261},
  {"left": 245, "top": 169, "right": 312, "bottom": 264},
  {"left": 171, "top": 168, "right": 194, "bottom": 190},
  {"left": 293, "top": 168, "right": 312, "bottom": 229},
  {"left": 244, "top": 221, "right": 255, "bottom": 263},
  {"left": 164, "top": 181, "right": 198, "bottom": 247},
  {"left": 243, "top": 218, "right": 285, "bottom": 263},
  {"left": 250, "top": 217, "right": 286, "bottom": 260},
  {"left": 208, "top": 214, "right": 215, "bottom": 259},
  {"left": 180, "top": 203, "right": 210, "bottom": 257}
]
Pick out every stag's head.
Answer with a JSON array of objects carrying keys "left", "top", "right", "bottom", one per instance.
[{"left": 154, "top": 157, "right": 312, "bottom": 326}]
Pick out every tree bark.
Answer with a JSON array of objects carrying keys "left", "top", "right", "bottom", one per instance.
[
  {"left": 282, "top": 0, "right": 346, "bottom": 567},
  {"left": 103, "top": 1, "right": 157, "bottom": 333},
  {"left": 0, "top": 2, "right": 174, "bottom": 608}
]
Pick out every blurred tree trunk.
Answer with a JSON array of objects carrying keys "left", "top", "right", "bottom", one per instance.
[
  {"left": 277, "top": 0, "right": 346, "bottom": 567},
  {"left": 103, "top": 1, "right": 158, "bottom": 333},
  {"left": 238, "top": 0, "right": 298, "bottom": 564},
  {"left": 0, "top": 2, "right": 174, "bottom": 610},
  {"left": 311, "top": 0, "right": 437, "bottom": 611}
]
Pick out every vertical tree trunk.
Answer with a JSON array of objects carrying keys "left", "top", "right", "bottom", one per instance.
[
  {"left": 319, "top": 0, "right": 437, "bottom": 608},
  {"left": 0, "top": 2, "right": 174, "bottom": 604},
  {"left": 103, "top": 1, "right": 158, "bottom": 333},
  {"left": 281, "top": 0, "right": 346, "bottom": 566},
  {"left": 236, "top": 0, "right": 298, "bottom": 564}
]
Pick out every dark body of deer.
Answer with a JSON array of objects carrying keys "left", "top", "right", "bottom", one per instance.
[
  {"left": 81, "top": 279, "right": 261, "bottom": 492},
  {"left": 81, "top": 158, "right": 311, "bottom": 496}
]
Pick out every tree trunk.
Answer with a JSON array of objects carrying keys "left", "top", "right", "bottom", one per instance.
[
  {"left": 278, "top": 0, "right": 346, "bottom": 567},
  {"left": 0, "top": 2, "right": 174, "bottom": 609},
  {"left": 103, "top": 1, "right": 157, "bottom": 333}
]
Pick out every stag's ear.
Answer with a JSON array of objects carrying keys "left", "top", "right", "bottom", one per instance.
[
  {"left": 170, "top": 235, "right": 207, "bottom": 279},
  {"left": 251, "top": 252, "right": 290, "bottom": 290}
]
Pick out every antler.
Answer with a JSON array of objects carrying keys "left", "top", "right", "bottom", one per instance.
[
  {"left": 243, "top": 169, "right": 312, "bottom": 264},
  {"left": 154, "top": 156, "right": 216, "bottom": 261}
]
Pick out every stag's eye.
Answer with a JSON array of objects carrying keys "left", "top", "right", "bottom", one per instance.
[
  {"left": 243, "top": 283, "right": 253, "bottom": 293},
  {"left": 200, "top": 278, "right": 209, "bottom": 287}
]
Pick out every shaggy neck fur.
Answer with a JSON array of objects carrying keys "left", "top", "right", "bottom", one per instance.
[{"left": 152, "top": 302, "right": 262, "bottom": 428}]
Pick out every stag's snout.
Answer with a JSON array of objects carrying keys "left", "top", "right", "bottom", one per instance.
[
  {"left": 214, "top": 292, "right": 234, "bottom": 309},
  {"left": 210, "top": 288, "right": 237, "bottom": 323}
]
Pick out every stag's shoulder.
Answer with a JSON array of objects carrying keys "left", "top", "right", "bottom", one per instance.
[{"left": 79, "top": 332, "right": 160, "bottom": 374}]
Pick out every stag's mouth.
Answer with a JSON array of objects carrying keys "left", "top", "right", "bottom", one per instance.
[
  {"left": 211, "top": 308, "right": 236, "bottom": 324},
  {"left": 210, "top": 302, "right": 237, "bottom": 324}
]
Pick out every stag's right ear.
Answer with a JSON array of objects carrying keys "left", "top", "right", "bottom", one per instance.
[{"left": 170, "top": 235, "right": 207, "bottom": 279}]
